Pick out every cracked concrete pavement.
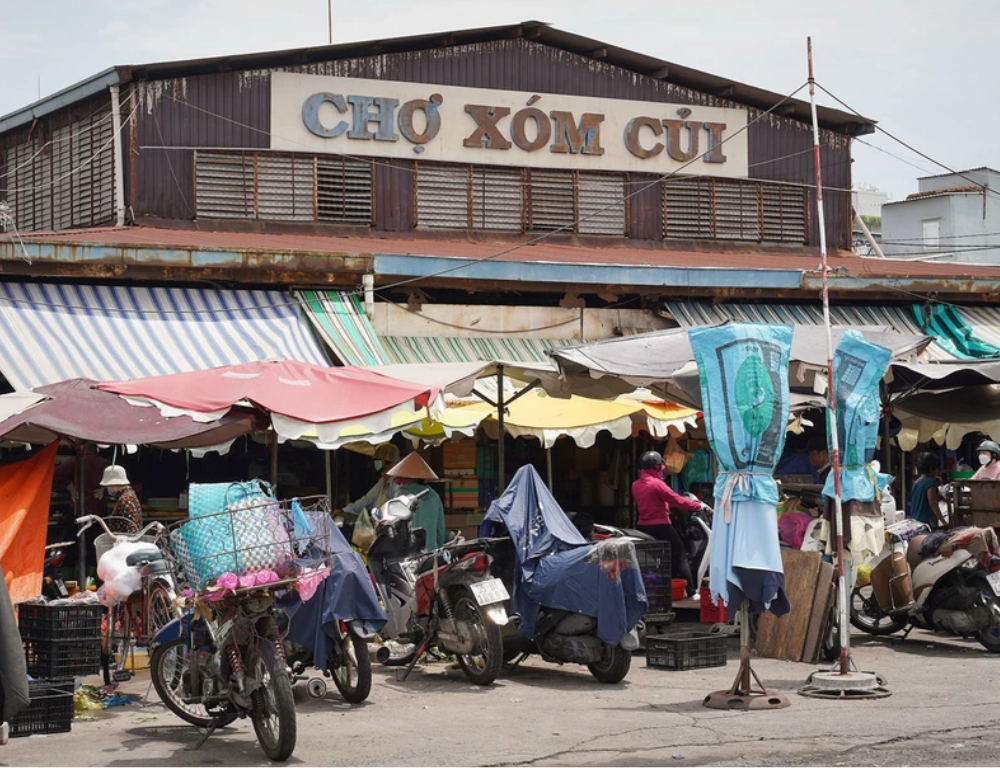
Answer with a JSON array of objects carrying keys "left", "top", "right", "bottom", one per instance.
[{"left": 3, "top": 624, "right": 999, "bottom": 767}]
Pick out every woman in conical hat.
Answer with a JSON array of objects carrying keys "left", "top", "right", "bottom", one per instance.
[{"left": 388, "top": 452, "right": 445, "bottom": 551}]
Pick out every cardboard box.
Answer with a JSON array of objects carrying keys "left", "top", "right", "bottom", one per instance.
[
  {"left": 442, "top": 439, "right": 477, "bottom": 469},
  {"left": 445, "top": 514, "right": 467, "bottom": 529}
]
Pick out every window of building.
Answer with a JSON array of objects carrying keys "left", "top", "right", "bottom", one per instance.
[
  {"left": 193, "top": 151, "right": 373, "bottom": 224},
  {"left": 922, "top": 219, "right": 941, "bottom": 249},
  {"left": 663, "top": 177, "right": 807, "bottom": 244}
]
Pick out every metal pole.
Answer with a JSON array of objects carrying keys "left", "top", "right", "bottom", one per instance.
[
  {"left": 325, "top": 449, "right": 333, "bottom": 508},
  {"left": 110, "top": 85, "right": 126, "bottom": 227},
  {"left": 327, "top": 0, "right": 333, "bottom": 44},
  {"left": 76, "top": 443, "right": 87, "bottom": 587},
  {"left": 546, "top": 446, "right": 554, "bottom": 492},
  {"left": 270, "top": 430, "right": 279, "bottom": 493},
  {"left": 881, "top": 379, "right": 892, "bottom": 492},
  {"left": 853, "top": 207, "right": 885, "bottom": 258},
  {"left": 497, "top": 364, "right": 506, "bottom": 491},
  {"left": 809, "top": 37, "right": 850, "bottom": 677}
]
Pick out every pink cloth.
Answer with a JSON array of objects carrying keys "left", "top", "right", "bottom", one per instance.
[
  {"left": 972, "top": 461, "right": 1000, "bottom": 481},
  {"left": 631, "top": 468, "right": 701, "bottom": 526},
  {"left": 778, "top": 512, "right": 814, "bottom": 549}
]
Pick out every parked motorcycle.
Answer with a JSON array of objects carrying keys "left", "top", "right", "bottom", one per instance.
[
  {"left": 851, "top": 525, "right": 1000, "bottom": 652},
  {"left": 483, "top": 466, "right": 646, "bottom": 684},
  {"left": 366, "top": 491, "right": 508, "bottom": 686}
]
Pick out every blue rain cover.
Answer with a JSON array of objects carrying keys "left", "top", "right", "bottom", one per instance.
[
  {"left": 481, "top": 465, "right": 647, "bottom": 645},
  {"left": 280, "top": 521, "right": 386, "bottom": 670},
  {"left": 690, "top": 323, "right": 792, "bottom": 618},
  {"left": 821, "top": 330, "right": 893, "bottom": 503}
]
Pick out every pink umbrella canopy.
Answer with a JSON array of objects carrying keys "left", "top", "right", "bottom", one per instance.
[{"left": 98, "top": 359, "right": 441, "bottom": 446}]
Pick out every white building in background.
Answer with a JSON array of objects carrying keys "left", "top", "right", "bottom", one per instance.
[
  {"left": 852, "top": 186, "right": 889, "bottom": 220},
  {"left": 881, "top": 168, "right": 1000, "bottom": 264}
]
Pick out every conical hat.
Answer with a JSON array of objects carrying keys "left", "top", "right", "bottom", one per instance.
[{"left": 386, "top": 452, "right": 439, "bottom": 481}]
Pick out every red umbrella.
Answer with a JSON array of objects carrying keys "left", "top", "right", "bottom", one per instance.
[{"left": 97, "top": 359, "right": 440, "bottom": 446}]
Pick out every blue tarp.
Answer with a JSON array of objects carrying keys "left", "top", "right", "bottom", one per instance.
[
  {"left": 821, "top": 330, "right": 893, "bottom": 503},
  {"left": 481, "top": 465, "right": 647, "bottom": 646},
  {"left": 279, "top": 520, "right": 386, "bottom": 670},
  {"left": 690, "top": 322, "right": 792, "bottom": 619}
]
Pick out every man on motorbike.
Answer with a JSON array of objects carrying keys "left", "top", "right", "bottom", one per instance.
[
  {"left": 387, "top": 453, "right": 446, "bottom": 551},
  {"left": 972, "top": 439, "right": 1000, "bottom": 481},
  {"left": 631, "top": 450, "right": 706, "bottom": 597}
]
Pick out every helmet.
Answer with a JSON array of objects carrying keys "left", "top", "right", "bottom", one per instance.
[
  {"left": 978, "top": 440, "right": 1000, "bottom": 458},
  {"left": 640, "top": 451, "right": 664, "bottom": 470}
]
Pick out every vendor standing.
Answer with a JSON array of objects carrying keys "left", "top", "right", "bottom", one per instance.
[
  {"left": 336, "top": 443, "right": 400, "bottom": 521},
  {"left": 972, "top": 439, "right": 1000, "bottom": 481},
  {"left": 631, "top": 450, "right": 705, "bottom": 596},
  {"left": 910, "top": 452, "right": 945, "bottom": 527},
  {"left": 100, "top": 465, "right": 143, "bottom": 534},
  {"left": 387, "top": 452, "right": 445, "bottom": 551}
]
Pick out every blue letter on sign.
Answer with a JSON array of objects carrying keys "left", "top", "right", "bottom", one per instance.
[{"left": 302, "top": 93, "right": 349, "bottom": 138}]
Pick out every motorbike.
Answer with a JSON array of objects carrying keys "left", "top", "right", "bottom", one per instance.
[
  {"left": 850, "top": 524, "right": 1000, "bottom": 652},
  {"left": 483, "top": 466, "right": 646, "bottom": 684},
  {"left": 366, "top": 491, "right": 509, "bottom": 686},
  {"left": 42, "top": 541, "right": 75, "bottom": 599}
]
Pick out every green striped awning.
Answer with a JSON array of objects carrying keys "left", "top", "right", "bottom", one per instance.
[
  {"left": 380, "top": 336, "right": 576, "bottom": 365},
  {"left": 911, "top": 304, "right": 1000, "bottom": 361},
  {"left": 297, "top": 290, "right": 391, "bottom": 366}
]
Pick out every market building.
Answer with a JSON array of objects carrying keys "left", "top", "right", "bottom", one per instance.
[{"left": 2, "top": 20, "right": 1000, "bottom": 532}]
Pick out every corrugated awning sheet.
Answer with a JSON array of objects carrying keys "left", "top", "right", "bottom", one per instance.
[
  {"left": 380, "top": 336, "right": 576, "bottom": 365},
  {"left": 296, "top": 290, "right": 391, "bottom": 366},
  {"left": 0, "top": 282, "right": 329, "bottom": 391},
  {"left": 663, "top": 300, "right": 958, "bottom": 361}
]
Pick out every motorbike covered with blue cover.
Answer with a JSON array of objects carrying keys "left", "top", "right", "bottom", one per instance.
[
  {"left": 481, "top": 465, "right": 646, "bottom": 646},
  {"left": 278, "top": 519, "right": 386, "bottom": 671}
]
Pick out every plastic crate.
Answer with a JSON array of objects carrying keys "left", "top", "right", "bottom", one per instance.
[
  {"left": 23, "top": 639, "right": 102, "bottom": 678},
  {"left": 9, "top": 677, "right": 74, "bottom": 737},
  {"left": 646, "top": 632, "right": 727, "bottom": 671},
  {"left": 17, "top": 603, "right": 103, "bottom": 643},
  {"left": 633, "top": 541, "right": 672, "bottom": 614},
  {"left": 699, "top": 586, "right": 728, "bottom": 624}
]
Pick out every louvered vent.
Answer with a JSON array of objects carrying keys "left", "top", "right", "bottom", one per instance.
[
  {"left": 578, "top": 173, "right": 625, "bottom": 236},
  {"left": 471, "top": 166, "right": 522, "bottom": 231},
  {"left": 529, "top": 170, "right": 575, "bottom": 231},
  {"left": 761, "top": 184, "right": 808, "bottom": 243},
  {"left": 257, "top": 155, "right": 314, "bottom": 221},
  {"left": 317, "top": 156, "right": 373, "bottom": 224},
  {"left": 416, "top": 163, "right": 469, "bottom": 229},
  {"left": 194, "top": 152, "right": 254, "bottom": 219},
  {"left": 664, "top": 177, "right": 714, "bottom": 240}
]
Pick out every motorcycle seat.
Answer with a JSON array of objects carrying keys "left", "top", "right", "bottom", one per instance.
[
  {"left": 125, "top": 545, "right": 164, "bottom": 566},
  {"left": 415, "top": 554, "right": 438, "bottom": 575}
]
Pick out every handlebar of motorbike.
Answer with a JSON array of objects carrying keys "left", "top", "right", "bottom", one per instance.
[{"left": 75, "top": 515, "right": 166, "bottom": 540}]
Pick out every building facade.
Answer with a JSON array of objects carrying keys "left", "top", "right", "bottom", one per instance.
[{"left": 881, "top": 168, "right": 1000, "bottom": 264}]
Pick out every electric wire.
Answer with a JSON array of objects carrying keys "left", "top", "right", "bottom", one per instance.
[{"left": 0, "top": 106, "right": 117, "bottom": 182}]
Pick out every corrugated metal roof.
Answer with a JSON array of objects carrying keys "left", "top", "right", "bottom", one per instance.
[
  {"left": 381, "top": 336, "right": 572, "bottom": 365},
  {"left": 662, "top": 300, "right": 956, "bottom": 361},
  {"left": 0, "top": 22, "right": 873, "bottom": 137}
]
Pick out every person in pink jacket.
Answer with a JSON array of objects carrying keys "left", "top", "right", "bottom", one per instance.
[
  {"left": 631, "top": 451, "right": 706, "bottom": 597},
  {"left": 972, "top": 439, "right": 1000, "bottom": 481}
]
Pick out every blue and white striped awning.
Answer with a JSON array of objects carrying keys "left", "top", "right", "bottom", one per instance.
[{"left": 0, "top": 282, "right": 329, "bottom": 391}]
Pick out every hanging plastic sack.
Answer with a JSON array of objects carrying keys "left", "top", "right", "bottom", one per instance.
[
  {"left": 351, "top": 509, "right": 376, "bottom": 552},
  {"left": 96, "top": 541, "right": 147, "bottom": 606},
  {"left": 663, "top": 436, "right": 692, "bottom": 475}
]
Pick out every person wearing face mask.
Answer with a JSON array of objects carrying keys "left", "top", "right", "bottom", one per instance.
[
  {"left": 972, "top": 439, "right": 1000, "bottom": 481},
  {"left": 337, "top": 443, "right": 401, "bottom": 523},
  {"left": 99, "top": 465, "right": 142, "bottom": 534},
  {"left": 386, "top": 452, "right": 445, "bottom": 551}
]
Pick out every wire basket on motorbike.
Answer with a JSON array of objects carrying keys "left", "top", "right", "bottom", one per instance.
[{"left": 166, "top": 494, "right": 334, "bottom": 596}]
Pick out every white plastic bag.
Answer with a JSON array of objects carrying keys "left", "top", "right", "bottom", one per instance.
[{"left": 96, "top": 541, "right": 146, "bottom": 606}]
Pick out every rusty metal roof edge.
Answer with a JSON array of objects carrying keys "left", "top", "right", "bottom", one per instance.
[
  {"left": 0, "top": 67, "right": 123, "bottom": 134},
  {"left": 0, "top": 22, "right": 872, "bottom": 137}
]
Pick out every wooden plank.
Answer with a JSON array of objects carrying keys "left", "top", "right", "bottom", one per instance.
[
  {"left": 754, "top": 549, "right": 825, "bottom": 662},
  {"left": 802, "top": 564, "right": 836, "bottom": 665}
]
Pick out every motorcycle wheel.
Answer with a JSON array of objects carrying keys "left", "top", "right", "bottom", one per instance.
[
  {"left": 587, "top": 643, "right": 631, "bottom": 684},
  {"left": 453, "top": 592, "right": 503, "bottom": 686},
  {"left": 328, "top": 623, "right": 372, "bottom": 704},
  {"left": 973, "top": 577, "right": 1000, "bottom": 653},
  {"left": 150, "top": 638, "right": 237, "bottom": 728},
  {"left": 822, "top": 605, "right": 841, "bottom": 662},
  {"left": 849, "top": 585, "right": 908, "bottom": 636},
  {"left": 248, "top": 639, "right": 297, "bottom": 762}
]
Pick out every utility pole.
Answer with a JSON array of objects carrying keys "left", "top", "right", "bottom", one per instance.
[{"left": 327, "top": 0, "right": 332, "bottom": 44}]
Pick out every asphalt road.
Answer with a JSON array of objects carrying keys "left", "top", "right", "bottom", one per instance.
[{"left": 3, "top": 624, "right": 999, "bottom": 767}]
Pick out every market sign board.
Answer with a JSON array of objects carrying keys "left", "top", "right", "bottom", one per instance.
[{"left": 270, "top": 73, "right": 749, "bottom": 177}]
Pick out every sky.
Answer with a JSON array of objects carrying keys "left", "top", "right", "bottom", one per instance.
[{"left": 1, "top": 0, "right": 994, "bottom": 201}]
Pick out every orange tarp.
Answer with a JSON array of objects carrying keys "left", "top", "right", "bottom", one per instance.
[{"left": 0, "top": 443, "right": 58, "bottom": 604}]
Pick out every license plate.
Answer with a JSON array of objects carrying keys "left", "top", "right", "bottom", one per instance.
[
  {"left": 987, "top": 571, "right": 1000, "bottom": 597},
  {"left": 470, "top": 578, "right": 509, "bottom": 606}
]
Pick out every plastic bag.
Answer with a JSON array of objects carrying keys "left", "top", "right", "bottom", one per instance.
[
  {"left": 351, "top": 509, "right": 376, "bottom": 552},
  {"left": 663, "top": 436, "right": 692, "bottom": 475},
  {"left": 96, "top": 541, "right": 146, "bottom": 606}
]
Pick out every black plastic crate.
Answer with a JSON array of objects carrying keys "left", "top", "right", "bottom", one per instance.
[
  {"left": 646, "top": 632, "right": 727, "bottom": 671},
  {"left": 633, "top": 541, "right": 672, "bottom": 613},
  {"left": 9, "top": 677, "right": 74, "bottom": 738},
  {"left": 17, "top": 603, "right": 103, "bottom": 643},
  {"left": 23, "top": 639, "right": 102, "bottom": 678}
]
